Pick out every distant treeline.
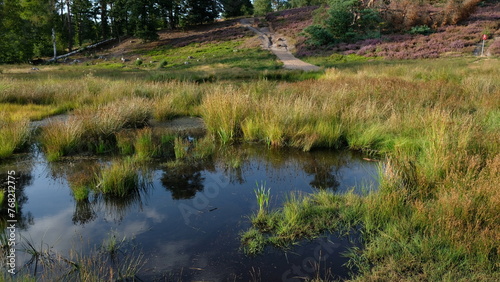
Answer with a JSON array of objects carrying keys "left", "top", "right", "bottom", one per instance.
[{"left": 0, "top": 0, "right": 328, "bottom": 63}]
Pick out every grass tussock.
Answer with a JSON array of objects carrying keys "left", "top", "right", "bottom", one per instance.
[
  {"left": 40, "top": 97, "right": 153, "bottom": 160},
  {"left": 96, "top": 158, "right": 140, "bottom": 198},
  {"left": 40, "top": 117, "right": 85, "bottom": 161},
  {"left": 0, "top": 116, "right": 31, "bottom": 159},
  {"left": 243, "top": 190, "right": 361, "bottom": 255}
]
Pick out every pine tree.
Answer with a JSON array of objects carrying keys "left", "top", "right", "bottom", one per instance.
[{"left": 253, "top": 0, "right": 272, "bottom": 16}]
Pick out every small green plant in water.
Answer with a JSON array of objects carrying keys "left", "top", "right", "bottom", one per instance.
[
  {"left": 102, "top": 231, "right": 126, "bottom": 258},
  {"left": 96, "top": 158, "right": 139, "bottom": 197},
  {"left": 174, "top": 137, "right": 190, "bottom": 160},
  {"left": 134, "top": 128, "right": 158, "bottom": 160},
  {"left": 254, "top": 182, "right": 271, "bottom": 219}
]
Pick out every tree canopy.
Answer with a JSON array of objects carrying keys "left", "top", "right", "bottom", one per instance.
[{"left": 0, "top": 0, "right": 332, "bottom": 63}]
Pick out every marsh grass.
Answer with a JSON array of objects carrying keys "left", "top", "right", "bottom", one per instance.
[
  {"left": 40, "top": 97, "right": 153, "bottom": 160},
  {"left": 0, "top": 103, "right": 68, "bottom": 121},
  {"left": 243, "top": 190, "right": 354, "bottom": 255},
  {"left": 9, "top": 232, "right": 145, "bottom": 281},
  {"left": 152, "top": 82, "right": 203, "bottom": 120},
  {"left": 254, "top": 182, "right": 270, "bottom": 220},
  {"left": 95, "top": 158, "right": 140, "bottom": 197},
  {"left": 40, "top": 118, "right": 84, "bottom": 161},
  {"left": 192, "top": 136, "right": 216, "bottom": 160},
  {"left": 2, "top": 57, "right": 499, "bottom": 280},
  {"left": 134, "top": 128, "right": 159, "bottom": 160},
  {"left": 68, "top": 174, "right": 92, "bottom": 202},
  {"left": 174, "top": 137, "right": 191, "bottom": 160},
  {"left": 0, "top": 117, "right": 31, "bottom": 159}
]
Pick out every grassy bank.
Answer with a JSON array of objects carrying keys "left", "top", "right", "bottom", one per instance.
[
  {"left": 235, "top": 59, "right": 499, "bottom": 280},
  {"left": 1, "top": 56, "right": 499, "bottom": 279}
]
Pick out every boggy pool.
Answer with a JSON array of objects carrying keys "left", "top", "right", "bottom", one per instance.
[{"left": 1, "top": 144, "right": 379, "bottom": 281}]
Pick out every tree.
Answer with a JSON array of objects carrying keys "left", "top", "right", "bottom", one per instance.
[
  {"left": 158, "top": 0, "right": 182, "bottom": 29},
  {"left": 303, "top": 0, "right": 381, "bottom": 45},
  {"left": 220, "top": 0, "right": 253, "bottom": 18},
  {"left": 182, "top": 0, "right": 220, "bottom": 26},
  {"left": 254, "top": 0, "right": 272, "bottom": 16},
  {"left": 130, "top": 0, "right": 159, "bottom": 41},
  {"left": 72, "top": 0, "right": 96, "bottom": 46}
]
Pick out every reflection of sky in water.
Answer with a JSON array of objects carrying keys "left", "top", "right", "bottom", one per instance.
[{"left": 3, "top": 147, "right": 379, "bottom": 280}]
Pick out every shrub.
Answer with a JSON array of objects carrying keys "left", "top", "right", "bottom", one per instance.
[
  {"left": 303, "top": 0, "right": 381, "bottom": 44},
  {"left": 253, "top": 0, "right": 272, "bottom": 16},
  {"left": 409, "top": 25, "right": 433, "bottom": 35},
  {"left": 158, "top": 60, "right": 168, "bottom": 68},
  {"left": 487, "top": 39, "right": 500, "bottom": 55}
]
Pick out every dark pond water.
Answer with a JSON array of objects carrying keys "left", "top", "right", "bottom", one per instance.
[{"left": 1, "top": 144, "right": 379, "bottom": 281}]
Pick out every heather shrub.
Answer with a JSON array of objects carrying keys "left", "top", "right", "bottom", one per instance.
[{"left": 487, "top": 39, "right": 500, "bottom": 56}]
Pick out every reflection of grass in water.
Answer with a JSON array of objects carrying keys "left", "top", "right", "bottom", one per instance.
[
  {"left": 67, "top": 170, "right": 95, "bottom": 202},
  {"left": 11, "top": 232, "right": 145, "bottom": 281},
  {"left": 174, "top": 137, "right": 190, "bottom": 160}
]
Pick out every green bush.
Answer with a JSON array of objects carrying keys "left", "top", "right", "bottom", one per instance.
[
  {"left": 304, "top": 0, "right": 381, "bottom": 44},
  {"left": 158, "top": 59, "right": 168, "bottom": 68},
  {"left": 409, "top": 25, "right": 433, "bottom": 35}
]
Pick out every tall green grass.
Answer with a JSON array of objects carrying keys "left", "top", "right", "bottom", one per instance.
[
  {"left": 236, "top": 58, "right": 500, "bottom": 279},
  {"left": 0, "top": 117, "right": 31, "bottom": 159},
  {"left": 96, "top": 158, "right": 139, "bottom": 197},
  {"left": 1, "top": 57, "right": 499, "bottom": 280}
]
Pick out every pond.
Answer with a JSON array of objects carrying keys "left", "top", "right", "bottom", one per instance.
[{"left": 1, "top": 144, "right": 379, "bottom": 281}]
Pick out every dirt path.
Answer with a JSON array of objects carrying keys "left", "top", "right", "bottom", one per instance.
[{"left": 240, "top": 18, "right": 321, "bottom": 72}]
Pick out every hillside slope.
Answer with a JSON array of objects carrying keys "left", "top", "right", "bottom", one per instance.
[{"left": 265, "top": 1, "right": 500, "bottom": 60}]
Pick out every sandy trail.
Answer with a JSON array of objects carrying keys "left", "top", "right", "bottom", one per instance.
[{"left": 240, "top": 18, "right": 321, "bottom": 72}]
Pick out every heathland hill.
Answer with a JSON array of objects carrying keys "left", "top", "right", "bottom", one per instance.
[{"left": 62, "top": 0, "right": 499, "bottom": 68}]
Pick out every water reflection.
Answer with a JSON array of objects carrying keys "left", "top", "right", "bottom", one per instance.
[
  {"left": 72, "top": 198, "right": 96, "bottom": 225},
  {"left": 0, "top": 162, "right": 35, "bottom": 231},
  {"left": 161, "top": 161, "right": 207, "bottom": 200},
  {"left": 301, "top": 153, "right": 345, "bottom": 190},
  {"left": 2, "top": 144, "right": 379, "bottom": 281}
]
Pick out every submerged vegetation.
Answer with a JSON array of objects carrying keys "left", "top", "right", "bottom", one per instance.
[{"left": 0, "top": 232, "right": 144, "bottom": 281}]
